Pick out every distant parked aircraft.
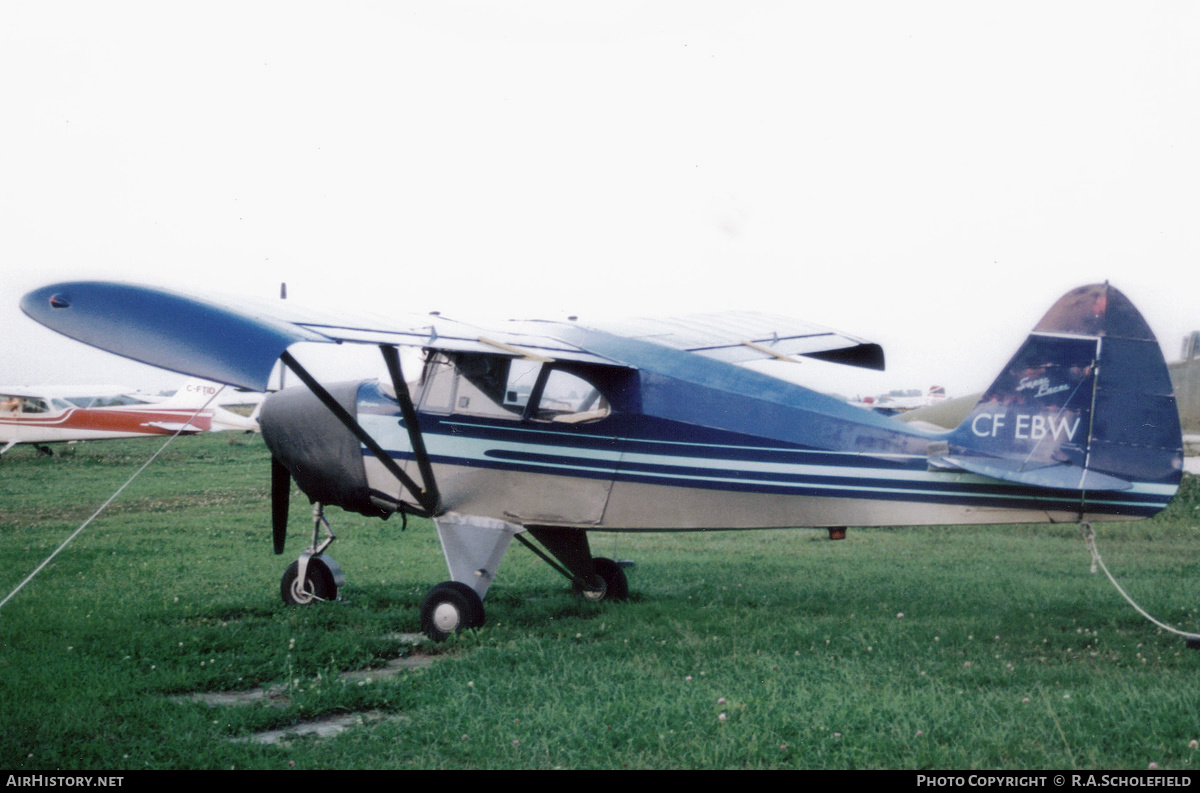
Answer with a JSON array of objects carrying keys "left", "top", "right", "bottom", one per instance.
[
  {"left": 0, "top": 378, "right": 258, "bottom": 456},
  {"left": 851, "top": 385, "right": 948, "bottom": 416}
]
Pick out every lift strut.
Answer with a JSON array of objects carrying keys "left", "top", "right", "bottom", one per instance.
[
  {"left": 379, "top": 344, "right": 442, "bottom": 515},
  {"left": 280, "top": 350, "right": 442, "bottom": 517}
]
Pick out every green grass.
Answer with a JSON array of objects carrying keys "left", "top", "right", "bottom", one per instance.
[{"left": 1, "top": 433, "right": 1198, "bottom": 769}]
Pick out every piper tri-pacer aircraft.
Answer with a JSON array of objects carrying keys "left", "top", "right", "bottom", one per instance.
[
  {"left": 20, "top": 281, "right": 1183, "bottom": 640},
  {"left": 0, "top": 378, "right": 258, "bottom": 456}
]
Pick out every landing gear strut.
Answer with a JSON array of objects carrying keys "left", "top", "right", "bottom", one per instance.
[
  {"left": 280, "top": 503, "right": 344, "bottom": 605},
  {"left": 415, "top": 517, "right": 634, "bottom": 642}
]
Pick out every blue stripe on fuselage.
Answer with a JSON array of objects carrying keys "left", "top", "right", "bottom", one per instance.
[{"left": 358, "top": 413, "right": 1172, "bottom": 517}]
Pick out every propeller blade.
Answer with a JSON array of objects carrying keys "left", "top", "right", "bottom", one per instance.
[{"left": 271, "top": 456, "right": 290, "bottom": 555}]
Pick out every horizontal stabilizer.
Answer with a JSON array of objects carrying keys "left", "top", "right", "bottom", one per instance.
[
  {"left": 143, "top": 421, "right": 207, "bottom": 434},
  {"left": 932, "top": 454, "right": 1132, "bottom": 492}
]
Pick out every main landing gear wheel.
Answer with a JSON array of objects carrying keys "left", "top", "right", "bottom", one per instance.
[
  {"left": 420, "top": 581, "right": 486, "bottom": 642},
  {"left": 574, "top": 557, "right": 629, "bottom": 602},
  {"left": 280, "top": 557, "right": 338, "bottom": 605}
]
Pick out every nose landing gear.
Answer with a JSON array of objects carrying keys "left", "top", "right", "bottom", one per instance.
[{"left": 280, "top": 503, "right": 344, "bottom": 605}]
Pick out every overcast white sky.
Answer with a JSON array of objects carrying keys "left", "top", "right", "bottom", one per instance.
[{"left": 3, "top": 2, "right": 1198, "bottom": 399}]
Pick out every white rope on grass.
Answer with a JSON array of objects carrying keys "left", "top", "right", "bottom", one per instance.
[
  {"left": 1079, "top": 522, "right": 1200, "bottom": 642},
  {"left": 0, "top": 386, "right": 226, "bottom": 613}
]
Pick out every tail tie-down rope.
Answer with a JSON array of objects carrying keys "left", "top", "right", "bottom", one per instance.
[{"left": 1079, "top": 522, "right": 1200, "bottom": 650}]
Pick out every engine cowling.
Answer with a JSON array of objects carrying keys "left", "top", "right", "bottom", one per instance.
[{"left": 259, "top": 380, "right": 390, "bottom": 519}]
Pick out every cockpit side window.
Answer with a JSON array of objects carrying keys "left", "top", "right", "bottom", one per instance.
[
  {"left": 417, "top": 355, "right": 457, "bottom": 414},
  {"left": 94, "top": 395, "right": 151, "bottom": 407},
  {"left": 414, "top": 353, "right": 610, "bottom": 424},
  {"left": 530, "top": 369, "right": 610, "bottom": 424},
  {"left": 18, "top": 398, "right": 49, "bottom": 414},
  {"left": 416, "top": 353, "right": 528, "bottom": 420},
  {"left": 450, "top": 354, "right": 526, "bottom": 420}
]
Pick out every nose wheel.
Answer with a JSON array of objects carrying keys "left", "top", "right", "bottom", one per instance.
[
  {"left": 279, "top": 503, "right": 344, "bottom": 605},
  {"left": 280, "top": 555, "right": 342, "bottom": 604}
]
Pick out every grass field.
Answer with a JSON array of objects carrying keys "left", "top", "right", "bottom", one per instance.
[{"left": 1, "top": 432, "right": 1198, "bottom": 770}]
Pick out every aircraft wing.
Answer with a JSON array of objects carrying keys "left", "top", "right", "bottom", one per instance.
[
  {"left": 267, "top": 304, "right": 617, "bottom": 365},
  {"left": 20, "top": 282, "right": 620, "bottom": 391},
  {"left": 22, "top": 282, "right": 884, "bottom": 392},
  {"left": 579, "top": 312, "right": 884, "bottom": 370},
  {"left": 256, "top": 305, "right": 884, "bottom": 369}
]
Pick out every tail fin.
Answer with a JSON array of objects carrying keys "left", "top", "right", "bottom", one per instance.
[
  {"left": 938, "top": 284, "right": 1182, "bottom": 513},
  {"left": 158, "top": 378, "right": 226, "bottom": 408}
]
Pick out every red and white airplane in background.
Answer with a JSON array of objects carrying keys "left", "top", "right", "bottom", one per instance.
[
  {"left": 850, "top": 385, "right": 948, "bottom": 416},
  {"left": 0, "top": 378, "right": 260, "bottom": 456}
]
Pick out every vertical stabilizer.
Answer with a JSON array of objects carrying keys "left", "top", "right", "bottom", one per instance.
[
  {"left": 940, "top": 284, "right": 1182, "bottom": 510},
  {"left": 159, "top": 379, "right": 226, "bottom": 408}
]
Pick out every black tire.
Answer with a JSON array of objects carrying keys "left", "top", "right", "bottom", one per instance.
[
  {"left": 574, "top": 556, "right": 629, "bottom": 602},
  {"left": 280, "top": 557, "right": 338, "bottom": 605},
  {"left": 420, "top": 581, "right": 485, "bottom": 642}
]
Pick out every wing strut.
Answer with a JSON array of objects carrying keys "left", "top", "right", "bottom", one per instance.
[
  {"left": 280, "top": 351, "right": 442, "bottom": 518},
  {"left": 512, "top": 532, "right": 582, "bottom": 586},
  {"left": 379, "top": 344, "right": 441, "bottom": 516}
]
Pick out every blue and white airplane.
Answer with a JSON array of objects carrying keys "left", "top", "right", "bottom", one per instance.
[{"left": 21, "top": 281, "right": 1183, "bottom": 640}]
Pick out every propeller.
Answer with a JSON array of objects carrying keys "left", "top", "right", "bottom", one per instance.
[{"left": 271, "top": 456, "right": 291, "bottom": 554}]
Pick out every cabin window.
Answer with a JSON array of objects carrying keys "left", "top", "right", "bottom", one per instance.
[
  {"left": 530, "top": 369, "right": 610, "bottom": 423},
  {"left": 18, "top": 398, "right": 49, "bottom": 414},
  {"left": 502, "top": 360, "right": 542, "bottom": 411},
  {"left": 89, "top": 395, "right": 150, "bottom": 407},
  {"left": 416, "top": 353, "right": 609, "bottom": 424},
  {"left": 416, "top": 353, "right": 527, "bottom": 420},
  {"left": 417, "top": 355, "right": 457, "bottom": 414},
  {"left": 450, "top": 354, "right": 526, "bottom": 420}
]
